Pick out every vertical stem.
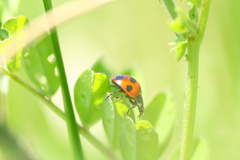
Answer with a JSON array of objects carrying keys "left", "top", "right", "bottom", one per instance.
[
  {"left": 180, "top": 0, "right": 211, "bottom": 159},
  {"left": 42, "top": 0, "right": 84, "bottom": 159},
  {"left": 180, "top": 43, "right": 199, "bottom": 160},
  {"left": 162, "top": 0, "right": 211, "bottom": 159},
  {"left": 0, "top": 72, "right": 8, "bottom": 125}
]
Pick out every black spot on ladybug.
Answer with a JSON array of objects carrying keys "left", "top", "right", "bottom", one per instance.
[
  {"left": 116, "top": 75, "right": 124, "bottom": 80},
  {"left": 130, "top": 77, "right": 136, "bottom": 83},
  {"left": 126, "top": 85, "right": 133, "bottom": 92}
]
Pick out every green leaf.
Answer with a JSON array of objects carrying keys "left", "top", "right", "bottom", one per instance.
[
  {"left": 143, "top": 93, "right": 167, "bottom": 127},
  {"left": 120, "top": 120, "right": 159, "bottom": 160},
  {"left": 168, "top": 14, "right": 191, "bottom": 62},
  {"left": 74, "top": 69, "right": 110, "bottom": 126},
  {"left": 189, "top": 3, "right": 199, "bottom": 24},
  {"left": 0, "top": 16, "right": 29, "bottom": 72},
  {"left": 191, "top": 137, "right": 208, "bottom": 160},
  {"left": 6, "top": 51, "right": 21, "bottom": 72},
  {"left": 172, "top": 7, "right": 197, "bottom": 36},
  {"left": 2, "top": 16, "right": 29, "bottom": 38},
  {"left": 0, "top": 39, "right": 19, "bottom": 72},
  {"left": 144, "top": 92, "right": 176, "bottom": 156},
  {"left": 0, "top": 28, "right": 8, "bottom": 41},
  {"left": 156, "top": 93, "right": 176, "bottom": 151},
  {"left": 169, "top": 17, "right": 187, "bottom": 33},
  {"left": 120, "top": 117, "right": 136, "bottom": 160},
  {"left": 102, "top": 98, "right": 135, "bottom": 148},
  {"left": 0, "top": 38, "right": 10, "bottom": 59},
  {"left": 169, "top": 39, "right": 188, "bottom": 62},
  {"left": 103, "top": 92, "right": 159, "bottom": 159},
  {"left": 174, "top": 40, "right": 188, "bottom": 62},
  {"left": 187, "top": 0, "right": 202, "bottom": 8},
  {"left": 91, "top": 57, "right": 111, "bottom": 78},
  {"left": 22, "top": 35, "right": 60, "bottom": 97},
  {"left": 135, "top": 121, "right": 159, "bottom": 160}
]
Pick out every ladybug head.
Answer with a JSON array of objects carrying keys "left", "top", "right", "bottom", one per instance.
[{"left": 136, "top": 95, "right": 144, "bottom": 118}]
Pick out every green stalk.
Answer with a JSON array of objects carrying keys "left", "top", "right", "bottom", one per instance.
[
  {"left": 180, "top": 42, "right": 199, "bottom": 160},
  {"left": 162, "top": 0, "right": 177, "bottom": 20},
  {"left": 180, "top": 0, "right": 211, "bottom": 160},
  {"left": 42, "top": 0, "right": 84, "bottom": 159},
  {"left": 162, "top": 0, "right": 186, "bottom": 41},
  {"left": 162, "top": 0, "right": 211, "bottom": 159}
]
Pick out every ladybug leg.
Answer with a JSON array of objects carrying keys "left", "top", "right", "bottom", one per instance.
[
  {"left": 113, "top": 94, "right": 126, "bottom": 100},
  {"left": 128, "top": 98, "right": 135, "bottom": 104},
  {"left": 137, "top": 106, "right": 144, "bottom": 118},
  {"left": 105, "top": 89, "right": 123, "bottom": 100},
  {"left": 110, "top": 84, "right": 119, "bottom": 88},
  {"left": 137, "top": 96, "right": 144, "bottom": 118},
  {"left": 127, "top": 99, "right": 136, "bottom": 116}
]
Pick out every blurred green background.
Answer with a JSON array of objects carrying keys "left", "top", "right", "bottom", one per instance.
[{"left": 2, "top": 0, "right": 240, "bottom": 159}]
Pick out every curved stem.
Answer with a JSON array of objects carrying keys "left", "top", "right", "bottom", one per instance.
[{"left": 1, "top": 68, "right": 118, "bottom": 160}]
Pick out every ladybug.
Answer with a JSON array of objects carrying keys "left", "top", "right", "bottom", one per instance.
[{"left": 106, "top": 75, "right": 144, "bottom": 117}]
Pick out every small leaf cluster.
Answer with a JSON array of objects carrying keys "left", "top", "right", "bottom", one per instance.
[
  {"left": 168, "top": 0, "right": 202, "bottom": 62},
  {"left": 0, "top": 16, "right": 59, "bottom": 97}
]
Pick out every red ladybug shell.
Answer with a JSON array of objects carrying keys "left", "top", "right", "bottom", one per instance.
[{"left": 111, "top": 75, "right": 141, "bottom": 98}]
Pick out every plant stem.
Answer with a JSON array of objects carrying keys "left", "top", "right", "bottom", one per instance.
[
  {"left": 180, "top": 0, "right": 211, "bottom": 160},
  {"left": 180, "top": 42, "right": 199, "bottom": 160},
  {"left": 162, "top": 0, "right": 211, "bottom": 159},
  {"left": 42, "top": 0, "right": 84, "bottom": 159},
  {"left": 1, "top": 68, "right": 65, "bottom": 119},
  {"left": 0, "top": 72, "right": 8, "bottom": 125},
  {"left": 1, "top": 68, "right": 118, "bottom": 160},
  {"left": 161, "top": 0, "right": 186, "bottom": 41},
  {"left": 162, "top": 0, "right": 177, "bottom": 20}
]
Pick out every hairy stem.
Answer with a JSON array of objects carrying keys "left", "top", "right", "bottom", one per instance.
[
  {"left": 162, "top": 0, "right": 211, "bottom": 159},
  {"left": 180, "top": 42, "right": 199, "bottom": 160},
  {"left": 180, "top": 0, "right": 211, "bottom": 159}
]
